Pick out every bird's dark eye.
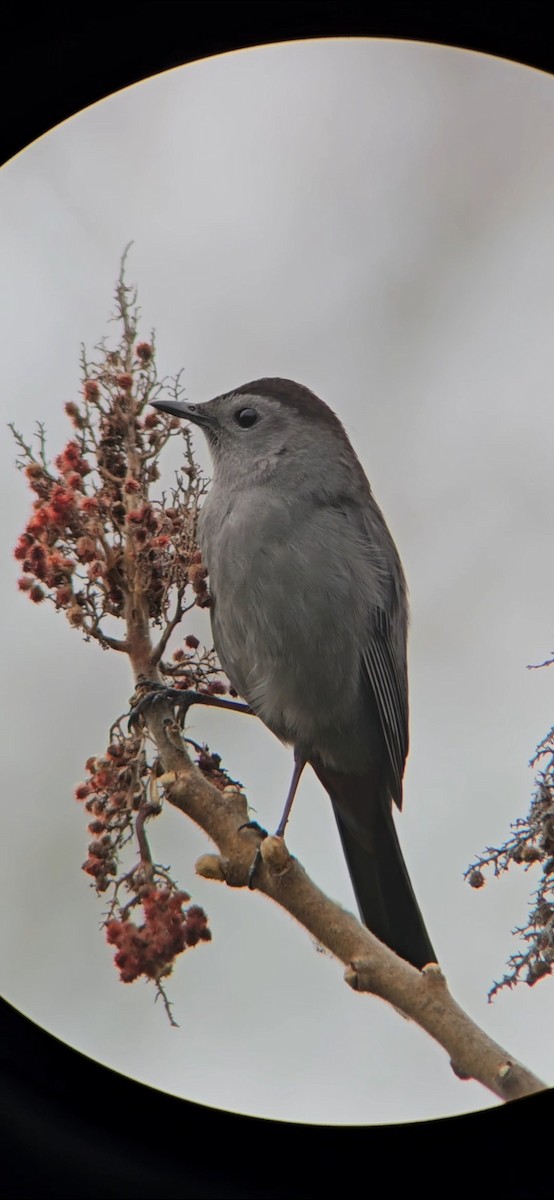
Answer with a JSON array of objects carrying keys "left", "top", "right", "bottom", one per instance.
[{"left": 234, "top": 407, "right": 259, "bottom": 429}]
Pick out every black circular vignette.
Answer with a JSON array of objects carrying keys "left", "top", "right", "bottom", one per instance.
[
  {"left": 2, "top": 3, "right": 554, "bottom": 167},
  {"left": 1, "top": 999, "right": 551, "bottom": 1199}
]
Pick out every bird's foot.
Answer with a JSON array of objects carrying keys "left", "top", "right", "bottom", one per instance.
[
  {"left": 128, "top": 681, "right": 199, "bottom": 731},
  {"left": 237, "top": 821, "right": 268, "bottom": 889},
  {"left": 247, "top": 847, "right": 263, "bottom": 889}
]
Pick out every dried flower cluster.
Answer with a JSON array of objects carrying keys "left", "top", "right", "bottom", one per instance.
[
  {"left": 106, "top": 890, "right": 211, "bottom": 985},
  {"left": 78, "top": 730, "right": 146, "bottom": 893},
  {"left": 466, "top": 662, "right": 554, "bottom": 998},
  {"left": 11, "top": 250, "right": 235, "bottom": 1022},
  {"left": 12, "top": 344, "right": 205, "bottom": 648}
]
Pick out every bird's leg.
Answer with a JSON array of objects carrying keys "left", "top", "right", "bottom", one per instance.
[
  {"left": 275, "top": 752, "right": 306, "bottom": 838},
  {"left": 128, "top": 679, "right": 253, "bottom": 731},
  {"left": 246, "top": 752, "right": 306, "bottom": 889}
]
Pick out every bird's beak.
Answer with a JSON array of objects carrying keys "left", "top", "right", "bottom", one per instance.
[{"left": 150, "top": 399, "right": 213, "bottom": 428}]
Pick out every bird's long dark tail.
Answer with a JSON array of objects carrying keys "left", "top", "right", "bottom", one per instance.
[{"left": 312, "top": 765, "right": 436, "bottom": 970}]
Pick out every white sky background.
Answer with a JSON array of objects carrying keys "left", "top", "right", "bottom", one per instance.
[{"left": 1, "top": 39, "right": 553, "bottom": 1125}]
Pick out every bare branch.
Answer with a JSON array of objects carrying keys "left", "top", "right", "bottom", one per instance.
[
  {"left": 143, "top": 701, "right": 548, "bottom": 1102},
  {"left": 151, "top": 585, "right": 186, "bottom": 666}
]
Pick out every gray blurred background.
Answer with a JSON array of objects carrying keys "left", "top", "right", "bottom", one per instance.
[{"left": 1, "top": 39, "right": 553, "bottom": 1124}]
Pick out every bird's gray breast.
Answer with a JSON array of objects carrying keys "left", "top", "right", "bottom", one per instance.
[{"left": 198, "top": 484, "right": 379, "bottom": 770}]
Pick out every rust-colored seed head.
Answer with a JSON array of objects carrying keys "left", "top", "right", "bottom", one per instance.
[{"left": 83, "top": 379, "right": 100, "bottom": 400}]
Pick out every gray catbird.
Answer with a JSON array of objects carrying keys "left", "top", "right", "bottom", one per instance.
[{"left": 151, "top": 378, "right": 436, "bottom": 969}]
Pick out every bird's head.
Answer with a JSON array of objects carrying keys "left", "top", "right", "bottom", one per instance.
[{"left": 151, "top": 377, "right": 360, "bottom": 492}]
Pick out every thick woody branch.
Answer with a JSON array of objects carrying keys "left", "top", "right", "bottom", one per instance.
[{"left": 144, "top": 704, "right": 548, "bottom": 1103}]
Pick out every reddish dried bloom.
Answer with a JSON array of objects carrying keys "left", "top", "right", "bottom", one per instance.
[
  {"left": 49, "top": 550, "right": 75, "bottom": 574},
  {"left": 27, "top": 543, "right": 48, "bottom": 579},
  {"left": 17, "top": 575, "right": 34, "bottom": 591},
  {"left": 117, "top": 373, "right": 133, "bottom": 390},
  {"left": 55, "top": 585, "right": 73, "bottom": 608},
  {"left": 172, "top": 648, "right": 185, "bottom": 662},
  {"left": 191, "top": 549, "right": 203, "bottom": 564},
  {"left": 83, "top": 792, "right": 100, "bottom": 810},
  {"left": 68, "top": 604, "right": 84, "bottom": 627},
  {"left": 50, "top": 484, "right": 75, "bottom": 520},
  {"left": 105, "top": 887, "right": 210, "bottom": 984},
  {"left": 106, "top": 743, "right": 123, "bottom": 759},
  {"left": 82, "top": 854, "right": 106, "bottom": 879},
  {"left": 27, "top": 508, "right": 51, "bottom": 535},
  {"left": 520, "top": 845, "right": 542, "bottom": 864},
  {"left": 87, "top": 560, "right": 104, "bottom": 581},
  {"left": 54, "top": 444, "right": 90, "bottom": 483},
  {"left": 92, "top": 769, "right": 112, "bottom": 789},
  {"left": 124, "top": 477, "right": 141, "bottom": 493},
  {"left": 85, "top": 756, "right": 97, "bottom": 772},
  {"left": 191, "top": 562, "right": 211, "bottom": 607},
  {"left": 55, "top": 441, "right": 81, "bottom": 471},
  {"left": 66, "top": 471, "right": 84, "bottom": 490},
  {"left": 105, "top": 919, "right": 125, "bottom": 939},
  {"left": 189, "top": 564, "right": 207, "bottom": 586},
  {"left": 183, "top": 904, "right": 212, "bottom": 947},
  {"left": 88, "top": 820, "right": 105, "bottom": 834},
  {"left": 76, "top": 535, "right": 98, "bottom": 563},
  {"left": 29, "top": 585, "right": 45, "bottom": 603},
  {"left": 75, "top": 782, "right": 91, "bottom": 801},
  {"left": 88, "top": 836, "right": 111, "bottom": 858},
  {"left": 184, "top": 634, "right": 200, "bottom": 649},
  {"left": 142, "top": 412, "right": 159, "bottom": 429},
  {"left": 135, "top": 342, "right": 152, "bottom": 363},
  {"left": 14, "top": 533, "right": 33, "bottom": 560},
  {"left": 24, "top": 462, "right": 45, "bottom": 483},
  {"left": 126, "top": 503, "right": 158, "bottom": 533},
  {"left": 79, "top": 495, "right": 99, "bottom": 514},
  {"left": 151, "top": 534, "right": 169, "bottom": 547},
  {"left": 206, "top": 681, "right": 227, "bottom": 696},
  {"left": 468, "top": 869, "right": 485, "bottom": 889},
  {"left": 127, "top": 505, "right": 149, "bottom": 524},
  {"left": 64, "top": 401, "right": 83, "bottom": 427},
  {"left": 83, "top": 379, "right": 100, "bottom": 400}
]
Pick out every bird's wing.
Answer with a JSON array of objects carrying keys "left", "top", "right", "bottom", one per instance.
[{"left": 361, "top": 605, "right": 409, "bottom": 810}]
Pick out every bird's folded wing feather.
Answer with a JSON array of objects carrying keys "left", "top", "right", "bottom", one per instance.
[{"left": 361, "top": 607, "right": 409, "bottom": 809}]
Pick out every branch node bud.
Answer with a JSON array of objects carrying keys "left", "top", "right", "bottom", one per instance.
[
  {"left": 195, "top": 854, "right": 226, "bottom": 882},
  {"left": 344, "top": 961, "right": 364, "bottom": 990},
  {"left": 450, "top": 1059, "right": 472, "bottom": 1081},
  {"left": 260, "top": 834, "right": 291, "bottom": 873},
  {"left": 421, "top": 962, "right": 445, "bottom": 984},
  {"left": 157, "top": 771, "right": 178, "bottom": 787}
]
